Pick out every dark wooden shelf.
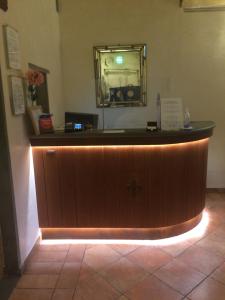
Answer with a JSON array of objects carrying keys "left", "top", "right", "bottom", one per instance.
[{"left": 30, "top": 121, "right": 215, "bottom": 146}]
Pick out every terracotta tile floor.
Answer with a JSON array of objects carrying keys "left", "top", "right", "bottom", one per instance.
[{"left": 9, "top": 192, "right": 225, "bottom": 300}]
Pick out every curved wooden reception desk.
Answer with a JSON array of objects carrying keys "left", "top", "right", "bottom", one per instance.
[{"left": 30, "top": 121, "right": 215, "bottom": 240}]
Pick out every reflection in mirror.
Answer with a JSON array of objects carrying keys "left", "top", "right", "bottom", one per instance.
[{"left": 94, "top": 44, "right": 147, "bottom": 108}]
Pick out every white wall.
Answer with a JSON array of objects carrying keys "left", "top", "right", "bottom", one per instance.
[
  {"left": 0, "top": 0, "right": 64, "bottom": 267},
  {"left": 59, "top": 0, "right": 225, "bottom": 188}
]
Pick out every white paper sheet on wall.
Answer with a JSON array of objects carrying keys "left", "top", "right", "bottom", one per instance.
[
  {"left": 161, "top": 98, "right": 184, "bottom": 131},
  {"left": 11, "top": 76, "right": 25, "bottom": 115},
  {"left": 5, "top": 26, "right": 21, "bottom": 70}
]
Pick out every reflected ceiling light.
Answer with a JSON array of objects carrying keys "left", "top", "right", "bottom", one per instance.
[
  {"left": 40, "top": 211, "right": 209, "bottom": 247},
  {"left": 115, "top": 55, "right": 124, "bottom": 64}
]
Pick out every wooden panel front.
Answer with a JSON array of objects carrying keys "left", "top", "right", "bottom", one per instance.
[
  {"left": 32, "top": 149, "right": 48, "bottom": 227},
  {"left": 73, "top": 147, "right": 106, "bottom": 227},
  {"left": 58, "top": 148, "right": 77, "bottom": 227},
  {"left": 98, "top": 147, "right": 149, "bottom": 228},
  {"left": 32, "top": 138, "right": 209, "bottom": 232},
  {"left": 42, "top": 148, "right": 62, "bottom": 227}
]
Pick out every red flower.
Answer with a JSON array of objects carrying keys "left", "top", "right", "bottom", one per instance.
[{"left": 26, "top": 69, "right": 44, "bottom": 86}]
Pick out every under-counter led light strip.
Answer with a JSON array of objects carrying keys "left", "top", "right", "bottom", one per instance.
[
  {"left": 40, "top": 211, "right": 209, "bottom": 247},
  {"left": 32, "top": 138, "right": 209, "bottom": 150}
]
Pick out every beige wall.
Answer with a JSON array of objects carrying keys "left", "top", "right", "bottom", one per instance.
[
  {"left": 60, "top": 0, "right": 225, "bottom": 188},
  {"left": 0, "top": 0, "right": 64, "bottom": 266}
]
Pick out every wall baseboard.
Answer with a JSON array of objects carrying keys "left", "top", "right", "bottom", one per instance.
[{"left": 206, "top": 188, "right": 225, "bottom": 193}]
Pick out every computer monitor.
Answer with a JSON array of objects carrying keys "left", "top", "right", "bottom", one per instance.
[{"left": 65, "top": 112, "right": 99, "bottom": 129}]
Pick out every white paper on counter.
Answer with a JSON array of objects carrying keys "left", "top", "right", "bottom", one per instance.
[{"left": 161, "top": 98, "right": 183, "bottom": 131}]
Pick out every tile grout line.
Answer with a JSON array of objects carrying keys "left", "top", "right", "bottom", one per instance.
[
  {"left": 109, "top": 244, "right": 142, "bottom": 257},
  {"left": 98, "top": 246, "right": 186, "bottom": 298},
  {"left": 184, "top": 258, "right": 225, "bottom": 298},
  {"left": 93, "top": 247, "right": 181, "bottom": 298},
  {"left": 83, "top": 245, "right": 145, "bottom": 297},
  {"left": 151, "top": 251, "right": 225, "bottom": 298},
  {"left": 86, "top": 247, "right": 125, "bottom": 297},
  {"left": 50, "top": 243, "right": 71, "bottom": 300},
  {"left": 120, "top": 271, "right": 184, "bottom": 300},
  {"left": 72, "top": 244, "right": 88, "bottom": 299},
  {"left": 75, "top": 244, "right": 129, "bottom": 298}
]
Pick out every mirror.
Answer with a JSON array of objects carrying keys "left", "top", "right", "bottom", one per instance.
[{"left": 94, "top": 44, "right": 147, "bottom": 108}]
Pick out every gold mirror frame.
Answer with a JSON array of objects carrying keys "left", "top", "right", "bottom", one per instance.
[{"left": 93, "top": 44, "right": 147, "bottom": 108}]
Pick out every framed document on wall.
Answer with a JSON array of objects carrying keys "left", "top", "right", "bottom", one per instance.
[
  {"left": 8, "top": 76, "right": 25, "bottom": 115},
  {"left": 3, "top": 25, "right": 21, "bottom": 70}
]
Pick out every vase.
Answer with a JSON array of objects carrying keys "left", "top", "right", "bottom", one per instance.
[{"left": 28, "top": 84, "right": 38, "bottom": 105}]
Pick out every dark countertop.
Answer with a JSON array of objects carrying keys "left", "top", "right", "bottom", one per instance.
[{"left": 30, "top": 121, "right": 215, "bottom": 146}]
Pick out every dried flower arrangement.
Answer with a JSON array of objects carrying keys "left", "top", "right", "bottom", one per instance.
[{"left": 26, "top": 69, "right": 45, "bottom": 104}]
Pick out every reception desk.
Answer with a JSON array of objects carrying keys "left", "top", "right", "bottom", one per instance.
[{"left": 30, "top": 121, "right": 215, "bottom": 239}]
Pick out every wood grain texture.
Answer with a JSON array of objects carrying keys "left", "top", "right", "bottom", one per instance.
[
  {"left": 32, "top": 149, "right": 48, "bottom": 227},
  {"left": 58, "top": 148, "right": 77, "bottom": 227},
  {"left": 74, "top": 147, "right": 105, "bottom": 227},
  {"left": 33, "top": 138, "right": 210, "bottom": 237},
  {"left": 42, "top": 148, "right": 62, "bottom": 227}
]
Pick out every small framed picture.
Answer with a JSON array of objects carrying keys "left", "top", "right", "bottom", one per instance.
[
  {"left": 8, "top": 75, "right": 25, "bottom": 115},
  {"left": 27, "top": 105, "right": 43, "bottom": 135},
  {"left": 0, "top": 0, "right": 8, "bottom": 11},
  {"left": 3, "top": 25, "right": 21, "bottom": 70}
]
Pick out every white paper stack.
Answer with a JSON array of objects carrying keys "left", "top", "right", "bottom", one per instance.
[{"left": 160, "top": 98, "right": 184, "bottom": 131}]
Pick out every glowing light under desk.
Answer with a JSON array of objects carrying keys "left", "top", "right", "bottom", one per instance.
[{"left": 40, "top": 211, "right": 209, "bottom": 247}]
